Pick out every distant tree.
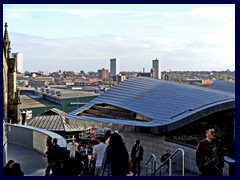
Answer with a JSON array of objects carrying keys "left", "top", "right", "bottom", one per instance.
[
  {"left": 48, "top": 82, "right": 55, "bottom": 85},
  {"left": 24, "top": 71, "right": 31, "bottom": 76},
  {"left": 166, "top": 109, "right": 235, "bottom": 159}
]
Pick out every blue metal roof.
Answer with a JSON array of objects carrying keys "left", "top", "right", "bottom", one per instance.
[
  {"left": 205, "top": 80, "right": 235, "bottom": 94},
  {"left": 66, "top": 77, "right": 235, "bottom": 134}
]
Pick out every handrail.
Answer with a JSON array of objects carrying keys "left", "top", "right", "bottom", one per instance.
[
  {"left": 146, "top": 154, "right": 156, "bottom": 165},
  {"left": 152, "top": 148, "right": 185, "bottom": 176},
  {"left": 145, "top": 154, "right": 157, "bottom": 175}
]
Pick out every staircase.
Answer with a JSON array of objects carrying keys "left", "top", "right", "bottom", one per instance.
[{"left": 140, "top": 148, "right": 199, "bottom": 176}]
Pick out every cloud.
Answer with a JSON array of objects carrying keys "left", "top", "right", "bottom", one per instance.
[
  {"left": 4, "top": 8, "right": 159, "bottom": 18},
  {"left": 188, "top": 7, "right": 234, "bottom": 21},
  {"left": 4, "top": 5, "right": 234, "bottom": 72},
  {"left": 4, "top": 12, "right": 23, "bottom": 19},
  {"left": 9, "top": 32, "right": 235, "bottom": 72}
]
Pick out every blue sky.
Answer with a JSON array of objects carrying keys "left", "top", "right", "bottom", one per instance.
[{"left": 3, "top": 4, "right": 235, "bottom": 72}]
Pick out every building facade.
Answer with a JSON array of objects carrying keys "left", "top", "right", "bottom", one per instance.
[
  {"left": 110, "top": 58, "right": 120, "bottom": 77},
  {"left": 98, "top": 68, "right": 109, "bottom": 79}
]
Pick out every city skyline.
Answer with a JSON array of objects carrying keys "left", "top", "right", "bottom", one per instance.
[{"left": 3, "top": 4, "right": 235, "bottom": 72}]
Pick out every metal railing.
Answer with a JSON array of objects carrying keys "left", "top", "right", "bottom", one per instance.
[
  {"left": 145, "top": 154, "right": 157, "bottom": 175},
  {"left": 152, "top": 148, "right": 185, "bottom": 176}
]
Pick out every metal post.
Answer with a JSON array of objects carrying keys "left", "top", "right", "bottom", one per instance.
[
  {"left": 182, "top": 150, "right": 185, "bottom": 176},
  {"left": 77, "top": 92, "right": 79, "bottom": 109},
  {"left": 169, "top": 157, "right": 172, "bottom": 176}
]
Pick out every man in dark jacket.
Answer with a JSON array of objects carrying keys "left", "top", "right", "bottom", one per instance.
[
  {"left": 131, "top": 140, "right": 144, "bottom": 176},
  {"left": 161, "top": 150, "right": 171, "bottom": 172},
  {"left": 45, "top": 136, "right": 54, "bottom": 176},
  {"left": 52, "top": 138, "right": 62, "bottom": 176},
  {"left": 196, "top": 127, "right": 224, "bottom": 176}
]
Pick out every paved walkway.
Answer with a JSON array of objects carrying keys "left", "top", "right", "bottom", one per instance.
[
  {"left": 6, "top": 143, "right": 198, "bottom": 176},
  {"left": 6, "top": 142, "right": 47, "bottom": 176}
]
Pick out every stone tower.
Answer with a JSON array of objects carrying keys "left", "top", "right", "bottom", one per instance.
[{"left": 3, "top": 22, "right": 21, "bottom": 123}]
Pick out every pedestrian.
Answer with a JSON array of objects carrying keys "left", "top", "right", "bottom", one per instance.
[
  {"left": 10, "top": 163, "right": 24, "bottom": 176},
  {"left": 45, "top": 136, "right": 55, "bottom": 176},
  {"left": 52, "top": 138, "right": 62, "bottom": 176},
  {"left": 130, "top": 139, "right": 144, "bottom": 176},
  {"left": 92, "top": 137, "right": 107, "bottom": 175},
  {"left": 160, "top": 150, "right": 171, "bottom": 172},
  {"left": 3, "top": 160, "right": 14, "bottom": 176},
  {"left": 196, "top": 126, "right": 224, "bottom": 176},
  {"left": 62, "top": 142, "right": 84, "bottom": 176},
  {"left": 100, "top": 132, "right": 130, "bottom": 176},
  {"left": 78, "top": 144, "right": 89, "bottom": 175},
  {"left": 104, "top": 130, "right": 111, "bottom": 145}
]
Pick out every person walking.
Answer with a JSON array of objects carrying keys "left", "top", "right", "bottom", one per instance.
[
  {"left": 3, "top": 160, "right": 14, "bottom": 176},
  {"left": 10, "top": 163, "right": 24, "bottom": 176},
  {"left": 92, "top": 137, "right": 107, "bottom": 175},
  {"left": 130, "top": 139, "right": 144, "bottom": 176},
  {"left": 160, "top": 150, "right": 171, "bottom": 172},
  {"left": 196, "top": 126, "right": 224, "bottom": 176},
  {"left": 62, "top": 142, "right": 85, "bottom": 176},
  {"left": 52, "top": 138, "right": 62, "bottom": 176},
  {"left": 104, "top": 130, "right": 111, "bottom": 145},
  {"left": 100, "top": 132, "right": 130, "bottom": 176},
  {"left": 45, "top": 136, "right": 55, "bottom": 176}
]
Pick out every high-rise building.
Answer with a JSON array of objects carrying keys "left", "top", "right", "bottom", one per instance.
[
  {"left": 152, "top": 58, "right": 161, "bottom": 79},
  {"left": 16, "top": 52, "right": 23, "bottom": 73},
  {"left": 98, "top": 68, "right": 109, "bottom": 79},
  {"left": 110, "top": 58, "right": 120, "bottom": 77}
]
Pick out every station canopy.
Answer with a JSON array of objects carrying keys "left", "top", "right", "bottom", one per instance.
[{"left": 66, "top": 77, "right": 235, "bottom": 134}]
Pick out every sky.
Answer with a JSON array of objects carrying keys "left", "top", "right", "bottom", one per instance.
[{"left": 3, "top": 4, "right": 235, "bottom": 73}]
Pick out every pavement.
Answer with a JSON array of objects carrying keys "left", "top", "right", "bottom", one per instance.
[
  {"left": 6, "top": 143, "right": 198, "bottom": 176},
  {"left": 6, "top": 142, "right": 47, "bottom": 176}
]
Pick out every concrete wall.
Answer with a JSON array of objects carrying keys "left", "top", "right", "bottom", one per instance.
[
  {"left": 5, "top": 123, "right": 67, "bottom": 155},
  {"left": 119, "top": 131, "right": 234, "bottom": 176},
  {"left": 3, "top": 121, "right": 8, "bottom": 165}
]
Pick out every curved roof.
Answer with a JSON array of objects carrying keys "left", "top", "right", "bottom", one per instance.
[
  {"left": 66, "top": 77, "right": 235, "bottom": 134},
  {"left": 205, "top": 80, "right": 235, "bottom": 94}
]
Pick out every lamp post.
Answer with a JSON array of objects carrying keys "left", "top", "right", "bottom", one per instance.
[
  {"left": 77, "top": 92, "right": 80, "bottom": 109},
  {"left": 21, "top": 111, "right": 26, "bottom": 125}
]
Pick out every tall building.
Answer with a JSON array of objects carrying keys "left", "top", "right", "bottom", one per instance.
[
  {"left": 110, "top": 58, "right": 120, "bottom": 77},
  {"left": 98, "top": 68, "right": 109, "bottom": 79},
  {"left": 16, "top": 52, "right": 23, "bottom": 73},
  {"left": 152, "top": 58, "right": 161, "bottom": 79}
]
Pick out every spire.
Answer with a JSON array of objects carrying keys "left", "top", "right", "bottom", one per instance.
[
  {"left": 4, "top": 22, "right": 9, "bottom": 42},
  {"left": 3, "top": 22, "right": 11, "bottom": 57}
]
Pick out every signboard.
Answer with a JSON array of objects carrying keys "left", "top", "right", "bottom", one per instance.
[{"left": 91, "top": 128, "right": 96, "bottom": 140}]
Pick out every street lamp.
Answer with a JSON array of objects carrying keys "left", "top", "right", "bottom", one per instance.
[{"left": 77, "top": 92, "right": 80, "bottom": 109}]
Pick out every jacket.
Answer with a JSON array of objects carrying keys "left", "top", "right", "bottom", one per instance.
[{"left": 196, "top": 138, "right": 224, "bottom": 175}]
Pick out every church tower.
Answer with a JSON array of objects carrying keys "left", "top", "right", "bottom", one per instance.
[{"left": 3, "top": 22, "right": 21, "bottom": 123}]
